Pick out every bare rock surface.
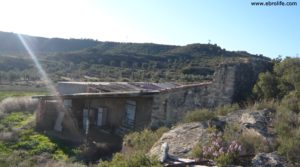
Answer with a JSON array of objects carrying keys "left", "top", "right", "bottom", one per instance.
[
  {"left": 240, "top": 109, "right": 275, "bottom": 139},
  {"left": 252, "top": 152, "right": 287, "bottom": 167},
  {"left": 149, "top": 122, "right": 210, "bottom": 158},
  {"left": 149, "top": 109, "right": 277, "bottom": 159}
]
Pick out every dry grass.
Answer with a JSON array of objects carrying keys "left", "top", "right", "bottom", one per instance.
[{"left": 0, "top": 97, "right": 38, "bottom": 116}]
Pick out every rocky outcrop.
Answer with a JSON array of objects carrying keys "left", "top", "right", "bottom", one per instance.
[
  {"left": 240, "top": 109, "right": 275, "bottom": 140},
  {"left": 149, "top": 122, "right": 210, "bottom": 158},
  {"left": 149, "top": 109, "right": 277, "bottom": 160},
  {"left": 252, "top": 152, "right": 287, "bottom": 167}
]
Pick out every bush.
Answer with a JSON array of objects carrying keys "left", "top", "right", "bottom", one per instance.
[
  {"left": 215, "top": 104, "right": 240, "bottom": 116},
  {"left": 238, "top": 133, "right": 271, "bottom": 155},
  {"left": 223, "top": 123, "right": 273, "bottom": 155},
  {"left": 252, "top": 99, "right": 279, "bottom": 111},
  {"left": 275, "top": 109, "right": 299, "bottom": 137},
  {"left": 0, "top": 97, "right": 38, "bottom": 116},
  {"left": 0, "top": 112, "right": 33, "bottom": 131},
  {"left": 280, "top": 91, "right": 300, "bottom": 113},
  {"left": 277, "top": 135, "right": 300, "bottom": 163},
  {"left": 41, "top": 159, "right": 86, "bottom": 167},
  {"left": 0, "top": 130, "right": 78, "bottom": 165},
  {"left": 223, "top": 123, "right": 241, "bottom": 142},
  {"left": 109, "top": 128, "right": 168, "bottom": 167},
  {"left": 274, "top": 98, "right": 300, "bottom": 163},
  {"left": 253, "top": 58, "right": 300, "bottom": 100},
  {"left": 190, "top": 143, "right": 203, "bottom": 158},
  {"left": 123, "top": 127, "right": 169, "bottom": 153},
  {"left": 12, "top": 133, "right": 57, "bottom": 155},
  {"left": 201, "top": 133, "right": 242, "bottom": 166},
  {"left": 183, "top": 109, "right": 216, "bottom": 123},
  {"left": 215, "top": 153, "right": 235, "bottom": 167},
  {"left": 98, "top": 152, "right": 162, "bottom": 167},
  {"left": 253, "top": 72, "right": 280, "bottom": 99}
]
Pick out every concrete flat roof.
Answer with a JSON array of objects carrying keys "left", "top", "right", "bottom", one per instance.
[
  {"left": 33, "top": 81, "right": 212, "bottom": 100},
  {"left": 33, "top": 90, "right": 159, "bottom": 100}
]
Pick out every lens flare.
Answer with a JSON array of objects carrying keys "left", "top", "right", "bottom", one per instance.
[
  {"left": 17, "top": 34, "right": 58, "bottom": 94},
  {"left": 17, "top": 34, "right": 81, "bottom": 138}
]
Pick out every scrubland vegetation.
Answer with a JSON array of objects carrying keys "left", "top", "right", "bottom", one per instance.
[
  {"left": 185, "top": 57, "right": 300, "bottom": 166},
  {"left": 0, "top": 31, "right": 269, "bottom": 83},
  {"left": 98, "top": 127, "right": 168, "bottom": 167},
  {"left": 0, "top": 31, "right": 299, "bottom": 166},
  {"left": 252, "top": 58, "right": 300, "bottom": 165},
  {"left": 0, "top": 92, "right": 84, "bottom": 167}
]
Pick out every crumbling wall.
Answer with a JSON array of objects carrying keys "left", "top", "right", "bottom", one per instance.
[
  {"left": 150, "top": 59, "right": 271, "bottom": 128},
  {"left": 36, "top": 100, "right": 60, "bottom": 131},
  {"left": 208, "top": 63, "right": 237, "bottom": 106},
  {"left": 231, "top": 60, "right": 272, "bottom": 102},
  {"left": 150, "top": 84, "right": 212, "bottom": 128},
  {"left": 210, "top": 60, "right": 271, "bottom": 104}
]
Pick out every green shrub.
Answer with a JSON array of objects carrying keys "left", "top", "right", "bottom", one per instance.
[
  {"left": 215, "top": 153, "right": 235, "bottom": 167},
  {"left": 238, "top": 133, "right": 271, "bottom": 154},
  {"left": 190, "top": 143, "right": 203, "bottom": 158},
  {"left": 275, "top": 107, "right": 299, "bottom": 138},
  {"left": 252, "top": 99, "right": 279, "bottom": 111},
  {"left": 280, "top": 91, "right": 300, "bottom": 113},
  {"left": 215, "top": 104, "right": 240, "bottom": 116},
  {"left": 98, "top": 152, "right": 162, "bottom": 167},
  {"left": 253, "top": 58, "right": 300, "bottom": 100},
  {"left": 40, "top": 159, "right": 86, "bottom": 167},
  {"left": 223, "top": 123, "right": 241, "bottom": 142},
  {"left": 123, "top": 127, "right": 169, "bottom": 153},
  {"left": 0, "top": 141, "right": 11, "bottom": 156},
  {"left": 253, "top": 71, "right": 280, "bottom": 99},
  {"left": 112, "top": 128, "right": 168, "bottom": 167},
  {"left": 53, "top": 149, "right": 69, "bottom": 160},
  {"left": 12, "top": 134, "right": 57, "bottom": 155},
  {"left": 277, "top": 135, "right": 300, "bottom": 163},
  {"left": 274, "top": 99, "right": 300, "bottom": 163},
  {"left": 0, "top": 112, "right": 33, "bottom": 131},
  {"left": 201, "top": 133, "right": 242, "bottom": 166},
  {"left": 183, "top": 109, "right": 216, "bottom": 123}
]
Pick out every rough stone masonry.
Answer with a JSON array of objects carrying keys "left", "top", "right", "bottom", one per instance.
[{"left": 150, "top": 59, "right": 271, "bottom": 128}]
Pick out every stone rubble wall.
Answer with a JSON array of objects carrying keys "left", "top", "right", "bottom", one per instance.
[
  {"left": 150, "top": 84, "right": 212, "bottom": 128},
  {"left": 150, "top": 60, "right": 271, "bottom": 128}
]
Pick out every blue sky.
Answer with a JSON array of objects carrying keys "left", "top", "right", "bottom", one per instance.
[{"left": 0, "top": 0, "right": 299, "bottom": 58}]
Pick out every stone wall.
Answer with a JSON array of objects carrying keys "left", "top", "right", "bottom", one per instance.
[
  {"left": 150, "top": 59, "right": 271, "bottom": 128},
  {"left": 150, "top": 83, "right": 212, "bottom": 128}
]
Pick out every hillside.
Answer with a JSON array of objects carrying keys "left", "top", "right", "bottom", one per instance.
[
  {"left": 0, "top": 31, "right": 271, "bottom": 84},
  {"left": 0, "top": 31, "right": 99, "bottom": 54}
]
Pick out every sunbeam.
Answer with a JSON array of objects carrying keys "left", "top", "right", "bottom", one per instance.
[
  {"left": 17, "top": 33, "right": 81, "bottom": 138},
  {"left": 17, "top": 34, "right": 58, "bottom": 95}
]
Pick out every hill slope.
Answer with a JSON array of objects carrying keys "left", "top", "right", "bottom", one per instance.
[
  {"left": 0, "top": 31, "right": 271, "bottom": 83},
  {"left": 0, "top": 31, "right": 99, "bottom": 53}
]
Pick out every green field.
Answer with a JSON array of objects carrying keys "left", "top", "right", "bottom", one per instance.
[
  {"left": 0, "top": 90, "right": 80, "bottom": 166},
  {"left": 0, "top": 91, "right": 47, "bottom": 102}
]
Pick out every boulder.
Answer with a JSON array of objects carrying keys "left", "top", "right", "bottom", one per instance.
[
  {"left": 149, "top": 109, "right": 278, "bottom": 164},
  {"left": 240, "top": 109, "right": 275, "bottom": 140},
  {"left": 252, "top": 152, "right": 287, "bottom": 167},
  {"left": 149, "top": 122, "right": 210, "bottom": 158}
]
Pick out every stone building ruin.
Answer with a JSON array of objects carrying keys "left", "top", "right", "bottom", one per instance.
[{"left": 34, "top": 60, "right": 270, "bottom": 142}]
